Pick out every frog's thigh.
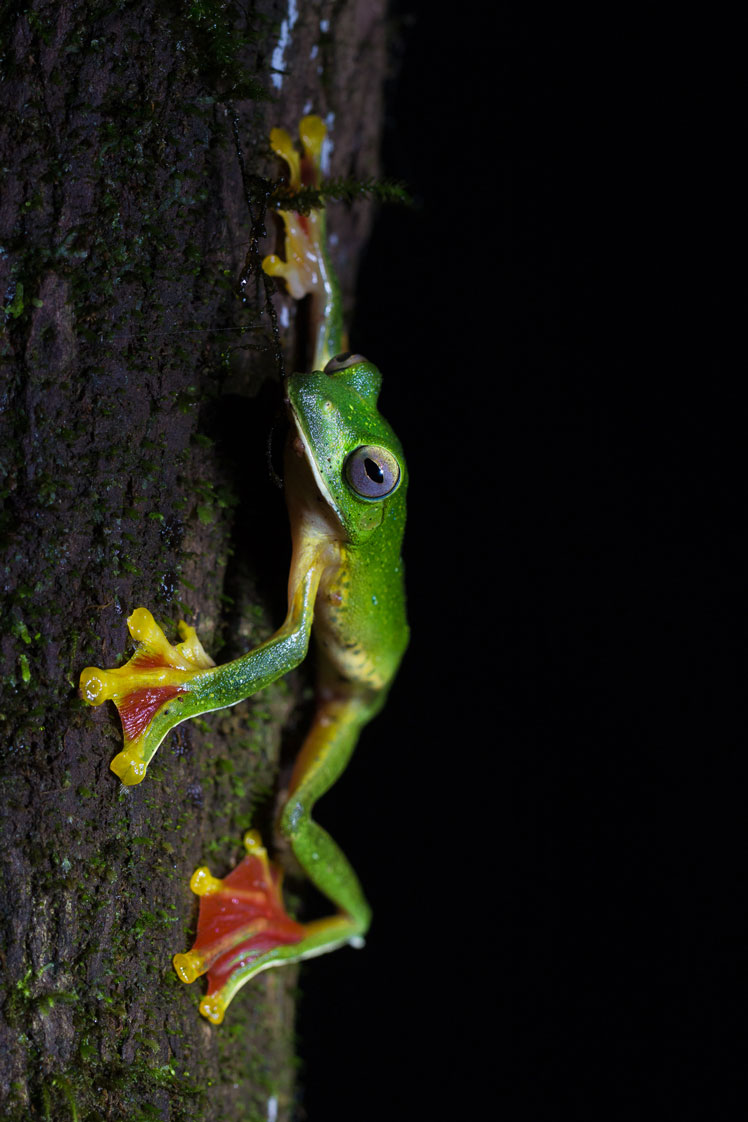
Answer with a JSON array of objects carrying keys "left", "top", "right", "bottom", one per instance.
[{"left": 280, "top": 692, "right": 377, "bottom": 928}]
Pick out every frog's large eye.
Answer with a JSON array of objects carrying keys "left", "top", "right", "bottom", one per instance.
[
  {"left": 344, "top": 445, "right": 401, "bottom": 499},
  {"left": 324, "top": 352, "right": 367, "bottom": 374}
]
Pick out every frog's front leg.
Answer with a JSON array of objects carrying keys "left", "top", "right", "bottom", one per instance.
[
  {"left": 173, "top": 677, "right": 380, "bottom": 1024},
  {"left": 79, "top": 552, "right": 324, "bottom": 785}
]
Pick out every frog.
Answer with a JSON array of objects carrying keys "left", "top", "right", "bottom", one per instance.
[{"left": 79, "top": 115, "right": 408, "bottom": 1024}]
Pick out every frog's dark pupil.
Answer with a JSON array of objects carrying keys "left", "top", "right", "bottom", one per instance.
[{"left": 364, "top": 458, "right": 384, "bottom": 484}]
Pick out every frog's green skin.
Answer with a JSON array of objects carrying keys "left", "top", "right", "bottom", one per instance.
[{"left": 79, "top": 117, "right": 408, "bottom": 1024}]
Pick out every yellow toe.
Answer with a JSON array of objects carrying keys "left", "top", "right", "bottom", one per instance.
[
  {"left": 189, "top": 866, "right": 223, "bottom": 896},
  {"left": 199, "top": 995, "right": 226, "bottom": 1025},
  {"left": 110, "top": 749, "right": 146, "bottom": 785},
  {"left": 173, "top": 952, "right": 204, "bottom": 985}
]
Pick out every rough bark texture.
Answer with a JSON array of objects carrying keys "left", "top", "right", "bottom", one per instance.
[{"left": 0, "top": 2, "right": 386, "bottom": 1119}]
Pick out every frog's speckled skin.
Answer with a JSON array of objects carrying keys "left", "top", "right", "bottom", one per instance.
[{"left": 79, "top": 117, "right": 408, "bottom": 1024}]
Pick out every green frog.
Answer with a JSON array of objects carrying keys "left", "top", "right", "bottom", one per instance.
[{"left": 79, "top": 116, "right": 408, "bottom": 1024}]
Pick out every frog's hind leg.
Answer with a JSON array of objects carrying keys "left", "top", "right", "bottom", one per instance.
[
  {"left": 174, "top": 688, "right": 378, "bottom": 1024},
  {"left": 262, "top": 114, "right": 345, "bottom": 370},
  {"left": 280, "top": 686, "right": 379, "bottom": 937}
]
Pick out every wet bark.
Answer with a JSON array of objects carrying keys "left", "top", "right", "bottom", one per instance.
[{"left": 0, "top": 2, "right": 386, "bottom": 1119}]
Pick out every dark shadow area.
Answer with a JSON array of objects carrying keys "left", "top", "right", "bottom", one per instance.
[{"left": 297, "top": 5, "right": 739, "bottom": 1121}]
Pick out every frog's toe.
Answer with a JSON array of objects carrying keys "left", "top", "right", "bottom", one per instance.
[
  {"left": 198, "top": 993, "right": 228, "bottom": 1025},
  {"left": 268, "top": 115, "right": 325, "bottom": 192},
  {"left": 110, "top": 747, "right": 149, "bottom": 786},
  {"left": 262, "top": 246, "right": 312, "bottom": 301},
  {"left": 173, "top": 950, "right": 205, "bottom": 985}
]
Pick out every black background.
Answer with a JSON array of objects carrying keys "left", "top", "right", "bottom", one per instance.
[{"left": 297, "top": 6, "right": 740, "bottom": 1119}]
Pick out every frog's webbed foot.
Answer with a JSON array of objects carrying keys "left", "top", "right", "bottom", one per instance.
[
  {"left": 262, "top": 115, "right": 326, "bottom": 300},
  {"left": 262, "top": 115, "right": 344, "bottom": 370},
  {"left": 173, "top": 830, "right": 306, "bottom": 1025},
  {"left": 79, "top": 608, "right": 215, "bottom": 786}
]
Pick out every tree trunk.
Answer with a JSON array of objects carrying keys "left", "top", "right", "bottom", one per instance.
[{"left": 0, "top": 2, "right": 386, "bottom": 1118}]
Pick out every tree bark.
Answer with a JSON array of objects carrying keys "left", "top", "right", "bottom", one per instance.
[{"left": 0, "top": 2, "right": 386, "bottom": 1118}]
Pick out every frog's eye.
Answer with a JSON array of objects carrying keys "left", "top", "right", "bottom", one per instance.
[
  {"left": 344, "top": 445, "right": 401, "bottom": 499},
  {"left": 324, "top": 352, "right": 367, "bottom": 374}
]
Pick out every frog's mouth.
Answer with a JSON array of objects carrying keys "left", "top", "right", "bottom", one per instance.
[{"left": 287, "top": 404, "right": 343, "bottom": 526}]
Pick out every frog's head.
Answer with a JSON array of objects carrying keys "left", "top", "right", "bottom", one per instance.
[{"left": 286, "top": 352, "right": 406, "bottom": 544}]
